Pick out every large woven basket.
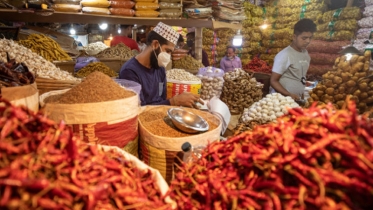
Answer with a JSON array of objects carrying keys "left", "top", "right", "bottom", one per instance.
[{"left": 35, "top": 77, "right": 81, "bottom": 95}]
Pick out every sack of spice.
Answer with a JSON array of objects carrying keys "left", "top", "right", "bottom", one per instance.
[
  {"left": 40, "top": 71, "right": 141, "bottom": 157},
  {"left": 197, "top": 66, "right": 225, "bottom": 100}
]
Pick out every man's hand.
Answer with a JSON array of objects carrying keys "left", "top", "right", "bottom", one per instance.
[{"left": 172, "top": 92, "right": 203, "bottom": 108}]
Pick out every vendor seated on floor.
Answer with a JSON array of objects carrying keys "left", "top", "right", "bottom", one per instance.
[{"left": 119, "top": 22, "right": 203, "bottom": 108}]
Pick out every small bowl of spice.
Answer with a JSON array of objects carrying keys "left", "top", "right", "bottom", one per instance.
[{"left": 167, "top": 107, "right": 209, "bottom": 134}]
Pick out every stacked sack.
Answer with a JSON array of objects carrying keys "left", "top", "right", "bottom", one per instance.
[
  {"left": 81, "top": 0, "right": 110, "bottom": 15},
  {"left": 159, "top": 0, "right": 182, "bottom": 18},
  {"left": 258, "top": 0, "right": 327, "bottom": 65},
  {"left": 241, "top": 2, "right": 267, "bottom": 65},
  {"left": 215, "top": 29, "right": 236, "bottom": 67},
  {"left": 210, "top": 0, "right": 246, "bottom": 23},
  {"left": 52, "top": 0, "right": 82, "bottom": 13},
  {"left": 202, "top": 28, "right": 219, "bottom": 67},
  {"left": 314, "top": 7, "right": 361, "bottom": 41},
  {"left": 307, "top": 40, "right": 351, "bottom": 79},
  {"left": 109, "top": 0, "right": 135, "bottom": 16},
  {"left": 135, "top": 0, "right": 159, "bottom": 17}
]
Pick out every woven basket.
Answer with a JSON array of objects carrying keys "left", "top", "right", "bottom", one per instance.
[{"left": 35, "top": 77, "right": 81, "bottom": 95}]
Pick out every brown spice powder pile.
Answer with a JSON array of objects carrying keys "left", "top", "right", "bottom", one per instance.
[
  {"left": 45, "top": 71, "right": 135, "bottom": 104},
  {"left": 139, "top": 106, "right": 219, "bottom": 137}
]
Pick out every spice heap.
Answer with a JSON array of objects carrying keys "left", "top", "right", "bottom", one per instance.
[
  {"left": 243, "top": 57, "right": 272, "bottom": 74},
  {"left": 75, "top": 62, "right": 118, "bottom": 78},
  {"left": 45, "top": 71, "right": 135, "bottom": 104},
  {"left": 172, "top": 55, "right": 205, "bottom": 74},
  {"left": 169, "top": 97, "right": 373, "bottom": 209},
  {"left": 0, "top": 39, "right": 79, "bottom": 81},
  {"left": 139, "top": 106, "right": 219, "bottom": 137},
  {"left": 221, "top": 69, "right": 263, "bottom": 114},
  {"left": 308, "top": 50, "right": 372, "bottom": 113},
  {"left": 0, "top": 99, "right": 171, "bottom": 209},
  {"left": 19, "top": 34, "right": 72, "bottom": 62},
  {"left": 96, "top": 43, "right": 134, "bottom": 59}
]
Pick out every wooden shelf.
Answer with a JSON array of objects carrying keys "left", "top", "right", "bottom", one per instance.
[{"left": 0, "top": 9, "right": 241, "bottom": 29}]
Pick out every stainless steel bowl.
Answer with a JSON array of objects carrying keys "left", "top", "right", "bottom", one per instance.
[{"left": 167, "top": 108, "right": 209, "bottom": 134}]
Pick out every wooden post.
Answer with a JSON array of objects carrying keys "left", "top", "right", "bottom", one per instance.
[
  {"left": 346, "top": 0, "right": 354, "bottom": 7},
  {"left": 195, "top": 27, "right": 203, "bottom": 63}
]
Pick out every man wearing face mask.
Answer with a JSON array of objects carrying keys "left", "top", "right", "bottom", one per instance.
[
  {"left": 186, "top": 32, "right": 210, "bottom": 67},
  {"left": 119, "top": 22, "right": 203, "bottom": 107},
  {"left": 219, "top": 46, "right": 242, "bottom": 73}
]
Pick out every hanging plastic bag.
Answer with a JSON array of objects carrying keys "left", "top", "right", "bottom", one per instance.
[
  {"left": 74, "top": 57, "right": 100, "bottom": 72},
  {"left": 197, "top": 66, "right": 225, "bottom": 100}
]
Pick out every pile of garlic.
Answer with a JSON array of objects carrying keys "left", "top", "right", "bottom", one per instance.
[
  {"left": 0, "top": 39, "right": 79, "bottom": 81},
  {"left": 84, "top": 41, "right": 109, "bottom": 55},
  {"left": 241, "top": 93, "right": 300, "bottom": 123}
]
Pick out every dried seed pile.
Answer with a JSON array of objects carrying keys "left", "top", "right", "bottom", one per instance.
[
  {"left": 0, "top": 100, "right": 170, "bottom": 209},
  {"left": 169, "top": 97, "right": 373, "bottom": 209},
  {"left": 45, "top": 71, "right": 135, "bottom": 104},
  {"left": 96, "top": 43, "right": 134, "bottom": 59},
  {"left": 139, "top": 106, "right": 219, "bottom": 137},
  {"left": 75, "top": 62, "right": 118, "bottom": 78}
]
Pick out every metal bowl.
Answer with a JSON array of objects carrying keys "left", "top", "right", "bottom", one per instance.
[{"left": 167, "top": 108, "right": 209, "bottom": 134}]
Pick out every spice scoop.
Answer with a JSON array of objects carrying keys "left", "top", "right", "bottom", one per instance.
[{"left": 167, "top": 108, "right": 209, "bottom": 134}]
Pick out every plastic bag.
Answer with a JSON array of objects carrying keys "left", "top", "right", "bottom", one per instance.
[
  {"left": 313, "top": 30, "right": 355, "bottom": 41},
  {"left": 135, "top": 10, "right": 159, "bottom": 16},
  {"left": 358, "top": 16, "right": 373, "bottom": 28},
  {"left": 82, "top": 6, "right": 110, "bottom": 14},
  {"left": 81, "top": 0, "right": 110, "bottom": 8},
  {"left": 159, "top": 9, "right": 182, "bottom": 18},
  {"left": 159, "top": 2, "right": 181, "bottom": 9},
  {"left": 306, "top": 40, "right": 351, "bottom": 54},
  {"left": 110, "top": 8, "right": 135, "bottom": 16},
  {"left": 110, "top": 1, "right": 135, "bottom": 8},
  {"left": 135, "top": 2, "right": 159, "bottom": 10},
  {"left": 317, "top": 19, "right": 358, "bottom": 32},
  {"left": 52, "top": 4, "right": 82, "bottom": 12},
  {"left": 197, "top": 67, "right": 225, "bottom": 100},
  {"left": 356, "top": 27, "right": 373, "bottom": 39},
  {"left": 52, "top": 0, "right": 81, "bottom": 4},
  {"left": 363, "top": 5, "right": 373, "bottom": 17},
  {"left": 321, "top": 7, "right": 361, "bottom": 23},
  {"left": 113, "top": 79, "right": 142, "bottom": 95},
  {"left": 74, "top": 57, "right": 100, "bottom": 72}
]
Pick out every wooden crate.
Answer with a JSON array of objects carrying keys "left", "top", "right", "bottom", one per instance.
[
  {"left": 253, "top": 72, "right": 271, "bottom": 96},
  {"left": 54, "top": 58, "right": 129, "bottom": 74}
]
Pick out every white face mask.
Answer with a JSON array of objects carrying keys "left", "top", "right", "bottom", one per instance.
[{"left": 153, "top": 44, "right": 171, "bottom": 68}]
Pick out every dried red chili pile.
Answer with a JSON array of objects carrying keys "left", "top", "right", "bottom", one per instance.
[
  {"left": 244, "top": 57, "right": 272, "bottom": 74},
  {"left": 0, "top": 100, "right": 171, "bottom": 209},
  {"left": 168, "top": 98, "right": 373, "bottom": 209}
]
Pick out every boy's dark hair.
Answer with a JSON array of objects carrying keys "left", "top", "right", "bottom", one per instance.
[
  {"left": 186, "top": 32, "right": 195, "bottom": 39},
  {"left": 178, "top": 35, "right": 184, "bottom": 43},
  {"left": 293, "top": 19, "right": 317, "bottom": 35},
  {"left": 146, "top": 31, "right": 169, "bottom": 46},
  {"left": 227, "top": 46, "right": 236, "bottom": 52}
]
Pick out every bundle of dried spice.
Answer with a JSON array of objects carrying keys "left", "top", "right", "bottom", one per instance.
[{"left": 168, "top": 97, "right": 373, "bottom": 209}]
